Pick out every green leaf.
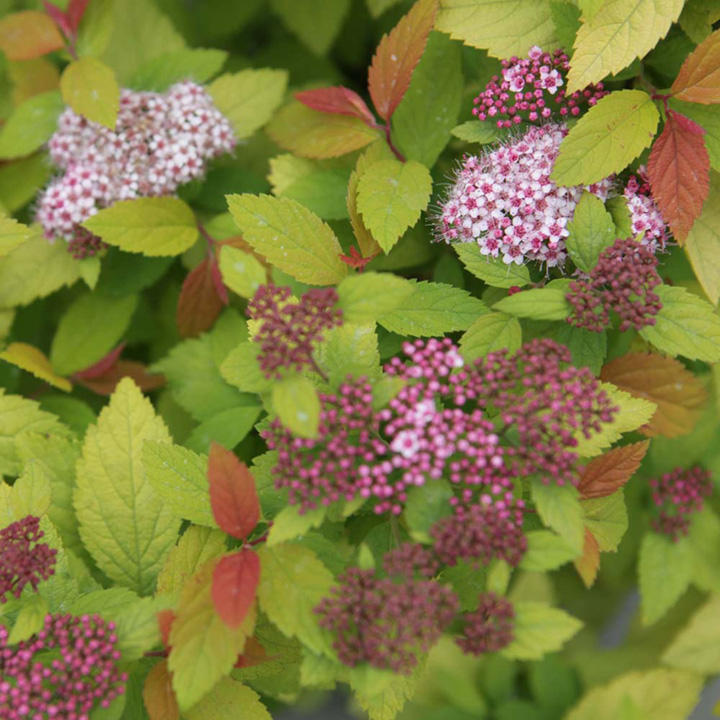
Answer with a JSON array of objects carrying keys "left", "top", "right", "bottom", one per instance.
[
  {"left": 8, "top": 594, "right": 48, "bottom": 644},
  {"left": 0, "top": 215, "right": 31, "bottom": 257},
  {"left": 551, "top": 90, "right": 659, "bottom": 186},
  {"left": 685, "top": 172, "right": 720, "bottom": 305},
  {"left": 639, "top": 284, "right": 720, "bottom": 362},
  {"left": 336, "top": 272, "right": 414, "bottom": 323},
  {"left": 316, "top": 322, "right": 382, "bottom": 387},
  {"left": 184, "top": 404, "right": 262, "bottom": 454},
  {"left": 662, "top": 595, "right": 720, "bottom": 674},
  {"left": 459, "top": 312, "right": 522, "bottom": 362},
  {"left": 227, "top": 193, "right": 348, "bottom": 285},
  {"left": 185, "top": 677, "right": 271, "bottom": 720},
  {"left": 404, "top": 480, "right": 453, "bottom": 542},
  {"left": 638, "top": 532, "right": 692, "bottom": 625},
  {"left": 281, "top": 167, "right": 352, "bottom": 221},
  {"left": 687, "top": 509, "right": 720, "bottom": 592},
  {"left": 582, "top": 490, "right": 627, "bottom": 551},
  {"left": 566, "top": 0, "right": 684, "bottom": 92},
  {"left": 378, "top": 280, "right": 487, "bottom": 336},
  {"left": 270, "top": 0, "right": 350, "bottom": 54},
  {"left": 219, "top": 342, "right": 272, "bottom": 395},
  {"left": 142, "top": 441, "right": 214, "bottom": 528},
  {"left": 50, "top": 291, "right": 137, "bottom": 376},
  {"left": 256, "top": 543, "right": 335, "bottom": 656},
  {"left": 502, "top": 602, "right": 582, "bottom": 660},
  {"left": 606, "top": 195, "right": 633, "bottom": 238},
  {"left": 83, "top": 197, "right": 198, "bottom": 256},
  {"left": 75, "top": 378, "right": 180, "bottom": 595},
  {"left": 565, "top": 669, "right": 703, "bottom": 720},
  {"left": 494, "top": 286, "right": 570, "bottom": 321},
  {"left": 0, "top": 232, "right": 80, "bottom": 309},
  {"left": 267, "top": 505, "right": 327, "bottom": 546},
  {"left": 565, "top": 193, "right": 616, "bottom": 272},
  {"left": 519, "top": 530, "right": 577, "bottom": 571},
  {"left": 392, "top": 32, "right": 464, "bottom": 167},
  {"left": 546, "top": 323, "right": 606, "bottom": 374},
  {"left": 60, "top": 57, "right": 120, "bottom": 129},
  {"left": 129, "top": 48, "right": 228, "bottom": 91},
  {"left": 218, "top": 245, "right": 266, "bottom": 299},
  {"left": 356, "top": 158, "right": 433, "bottom": 254},
  {"left": 0, "top": 90, "right": 63, "bottom": 159},
  {"left": 436, "top": 0, "right": 558, "bottom": 58},
  {"left": 208, "top": 69, "right": 287, "bottom": 141},
  {"left": 112, "top": 595, "right": 164, "bottom": 661},
  {"left": 272, "top": 374, "right": 320, "bottom": 438},
  {"left": 450, "top": 120, "right": 498, "bottom": 145},
  {"left": 550, "top": 0, "right": 581, "bottom": 51},
  {"left": 532, "top": 483, "right": 584, "bottom": 553},
  {"left": 454, "top": 244, "right": 531, "bottom": 288}
]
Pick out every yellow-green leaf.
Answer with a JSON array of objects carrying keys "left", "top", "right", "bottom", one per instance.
[
  {"left": 8, "top": 594, "right": 48, "bottom": 644},
  {"left": 272, "top": 374, "right": 320, "bottom": 439},
  {"left": 551, "top": 90, "right": 659, "bottom": 186},
  {"left": 502, "top": 602, "right": 583, "bottom": 660},
  {"left": 0, "top": 91, "right": 64, "bottom": 159},
  {"left": 75, "top": 378, "right": 180, "bottom": 594},
  {"left": 0, "top": 342, "right": 71, "bottom": 392},
  {"left": 185, "top": 677, "right": 271, "bottom": 720},
  {"left": 0, "top": 215, "right": 30, "bottom": 257},
  {"left": 218, "top": 245, "right": 266, "bottom": 299},
  {"left": 459, "top": 312, "right": 522, "bottom": 362},
  {"left": 60, "top": 57, "right": 120, "bottom": 129},
  {"left": 685, "top": 171, "right": 720, "bottom": 305},
  {"left": 662, "top": 595, "right": 720, "bottom": 674},
  {"left": 454, "top": 244, "right": 531, "bottom": 288}
]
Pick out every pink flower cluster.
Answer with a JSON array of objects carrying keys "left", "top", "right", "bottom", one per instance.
[
  {"left": 315, "top": 549, "right": 458, "bottom": 673},
  {"left": 36, "top": 81, "right": 235, "bottom": 257},
  {"left": 456, "top": 592, "right": 515, "bottom": 656},
  {"left": 567, "top": 237, "right": 662, "bottom": 332},
  {"left": 247, "top": 284, "right": 342, "bottom": 379},
  {"left": 0, "top": 613, "right": 126, "bottom": 719},
  {"left": 437, "top": 124, "right": 613, "bottom": 267},
  {"left": 624, "top": 167, "right": 669, "bottom": 252},
  {"left": 0, "top": 516, "right": 57, "bottom": 603},
  {"left": 650, "top": 465, "right": 712, "bottom": 540},
  {"left": 473, "top": 46, "right": 607, "bottom": 128}
]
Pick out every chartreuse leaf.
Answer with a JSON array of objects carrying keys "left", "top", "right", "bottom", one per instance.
[
  {"left": 185, "top": 677, "right": 270, "bottom": 720},
  {"left": 60, "top": 57, "right": 120, "bottom": 129},
  {"left": 267, "top": 505, "right": 327, "bottom": 547},
  {"left": 220, "top": 342, "right": 272, "bottom": 395},
  {"left": 454, "top": 244, "right": 531, "bottom": 288},
  {"left": 460, "top": 312, "right": 522, "bottom": 362},
  {"left": 532, "top": 483, "right": 584, "bottom": 553},
  {"left": 494, "top": 285, "right": 571, "bottom": 321},
  {"left": 208, "top": 69, "right": 287, "bottom": 140},
  {"left": 640, "top": 285, "right": 720, "bottom": 362},
  {"left": 82, "top": 197, "right": 198, "bottom": 256},
  {"left": 436, "top": 0, "right": 557, "bottom": 57},
  {"left": 685, "top": 172, "right": 720, "bottom": 304},
  {"left": 336, "top": 272, "right": 414, "bottom": 323},
  {"left": 0, "top": 90, "right": 64, "bottom": 159},
  {"left": 520, "top": 530, "right": 577, "bottom": 571},
  {"left": 451, "top": 120, "right": 498, "bottom": 145},
  {"left": 638, "top": 531, "right": 692, "bottom": 625},
  {"left": 502, "top": 602, "right": 582, "bottom": 660},
  {"left": 552, "top": 90, "right": 659, "bottom": 186},
  {"left": 129, "top": 48, "right": 227, "bottom": 91},
  {"left": 316, "top": 323, "right": 382, "bottom": 387},
  {"left": 0, "top": 342, "right": 72, "bottom": 392},
  {"left": 272, "top": 374, "right": 320, "bottom": 438},
  {"left": 350, "top": 665, "right": 419, "bottom": 720},
  {"left": 227, "top": 194, "right": 348, "bottom": 285},
  {"left": 378, "top": 280, "right": 487, "bottom": 336},
  {"left": 0, "top": 215, "right": 31, "bottom": 257},
  {"left": 270, "top": 0, "right": 349, "bottom": 55},
  {"left": 0, "top": 232, "right": 80, "bottom": 309},
  {"left": 662, "top": 595, "right": 720, "bottom": 673},
  {"left": 50, "top": 291, "right": 138, "bottom": 376},
  {"left": 565, "top": 669, "right": 703, "bottom": 720},
  {"left": 142, "top": 441, "right": 215, "bottom": 528},
  {"left": 392, "top": 32, "right": 463, "bottom": 167},
  {"left": 218, "top": 245, "right": 267, "bottom": 299},
  {"left": 356, "top": 158, "right": 433, "bottom": 254},
  {"left": 565, "top": 193, "right": 616, "bottom": 272},
  {"left": 169, "top": 558, "right": 255, "bottom": 711},
  {"left": 75, "top": 378, "right": 181, "bottom": 595},
  {"left": 566, "top": 0, "right": 684, "bottom": 92},
  {"left": 8, "top": 594, "right": 48, "bottom": 644},
  {"left": 582, "top": 491, "right": 628, "bottom": 551},
  {"left": 257, "top": 543, "right": 335, "bottom": 656}
]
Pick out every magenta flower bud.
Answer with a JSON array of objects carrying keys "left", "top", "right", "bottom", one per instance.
[
  {"left": 649, "top": 465, "right": 712, "bottom": 540},
  {"left": 456, "top": 593, "right": 515, "bottom": 656}
]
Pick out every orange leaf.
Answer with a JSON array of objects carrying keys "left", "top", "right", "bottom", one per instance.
[
  {"left": 367, "top": 0, "right": 438, "bottom": 122},
  {"left": 143, "top": 660, "right": 179, "bottom": 720},
  {"left": 671, "top": 28, "right": 720, "bottom": 104},
  {"left": 74, "top": 343, "right": 125, "bottom": 379},
  {"left": 9, "top": 58, "right": 60, "bottom": 105},
  {"left": 574, "top": 529, "right": 599, "bottom": 588},
  {"left": 76, "top": 360, "right": 165, "bottom": 396},
  {"left": 176, "top": 257, "right": 227, "bottom": 339},
  {"left": 233, "top": 636, "right": 269, "bottom": 668},
  {"left": 647, "top": 110, "right": 710, "bottom": 242},
  {"left": 208, "top": 443, "right": 260, "bottom": 540},
  {"left": 157, "top": 609, "right": 176, "bottom": 650},
  {"left": 0, "top": 11, "right": 65, "bottom": 61},
  {"left": 295, "top": 86, "right": 376, "bottom": 127},
  {"left": 600, "top": 353, "right": 707, "bottom": 437},
  {"left": 578, "top": 441, "right": 650, "bottom": 499},
  {"left": 212, "top": 549, "right": 260, "bottom": 629}
]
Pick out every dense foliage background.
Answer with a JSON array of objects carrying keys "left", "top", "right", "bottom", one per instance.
[{"left": 1, "top": 0, "right": 720, "bottom": 718}]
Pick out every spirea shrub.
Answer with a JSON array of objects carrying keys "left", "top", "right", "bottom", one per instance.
[{"left": 0, "top": 1, "right": 719, "bottom": 719}]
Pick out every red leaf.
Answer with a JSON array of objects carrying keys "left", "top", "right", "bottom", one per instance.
[
  {"left": 66, "top": 0, "right": 90, "bottom": 33},
  {"left": 671, "top": 28, "right": 720, "bottom": 104},
  {"left": 176, "top": 257, "right": 227, "bottom": 339},
  {"left": 73, "top": 342, "right": 126, "bottom": 380},
  {"left": 211, "top": 549, "right": 260, "bottom": 629},
  {"left": 157, "top": 609, "right": 176, "bottom": 650},
  {"left": 76, "top": 360, "right": 165, "bottom": 396},
  {"left": 574, "top": 529, "right": 600, "bottom": 588},
  {"left": 578, "top": 441, "right": 650, "bottom": 499},
  {"left": 0, "top": 10, "right": 66, "bottom": 60},
  {"left": 647, "top": 109, "right": 710, "bottom": 242},
  {"left": 143, "top": 660, "right": 179, "bottom": 720},
  {"left": 208, "top": 443, "right": 260, "bottom": 540},
  {"left": 367, "top": 0, "right": 438, "bottom": 122},
  {"left": 233, "top": 636, "right": 270, "bottom": 668},
  {"left": 42, "top": 2, "right": 72, "bottom": 38},
  {"left": 295, "top": 86, "right": 377, "bottom": 127}
]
